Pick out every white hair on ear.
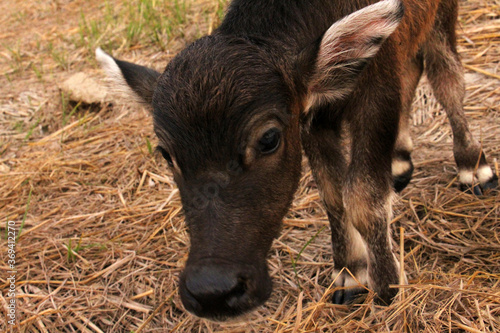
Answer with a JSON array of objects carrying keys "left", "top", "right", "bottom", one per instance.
[
  {"left": 304, "top": 0, "right": 404, "bottom": 113},
  {"left": 319, "top": 0, "right": 403, "bottom": 65},
  {"left": 95, "top": 47, "right": 141, "bottom": 103}
]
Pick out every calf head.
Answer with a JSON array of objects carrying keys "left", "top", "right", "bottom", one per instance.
[
  {"left": 97, "top": 0, "right": 403, "bottom": 320},
  {"left": 155, "top": 36, "right": 303, "bottom": 319}
]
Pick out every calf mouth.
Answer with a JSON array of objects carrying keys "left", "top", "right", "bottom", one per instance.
[{"left": 179, "top": 259, "right": 272, "bottom": 321}]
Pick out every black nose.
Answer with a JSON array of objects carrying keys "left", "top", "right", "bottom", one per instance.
[{"left": 179, "top": 262, "right": 271, "bottom": 320}]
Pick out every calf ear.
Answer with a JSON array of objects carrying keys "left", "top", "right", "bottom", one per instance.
[
  {"left": 303, "top": 0, "right": 404, "bottom": 112},
  {"left": 96, "top": 47, "right": 161, "bottom": 105}
]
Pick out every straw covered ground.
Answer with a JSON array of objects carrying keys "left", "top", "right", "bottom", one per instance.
[{"left": 0, "top": 0, "right": 499, "bottom": 331}]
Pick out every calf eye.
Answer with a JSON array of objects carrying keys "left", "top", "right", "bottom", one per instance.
[
  {"left": 258, "top": 128, "right": 281, "bottom": 154},
  {"left": 157, "top": 146, "right": 174, "bottom": 167}
]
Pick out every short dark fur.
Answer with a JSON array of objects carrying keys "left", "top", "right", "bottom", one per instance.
[{"left": 102, "top": 0, "right": 498, "bottom": 321}]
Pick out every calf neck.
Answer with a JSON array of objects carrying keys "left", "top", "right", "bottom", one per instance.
[{"left": 97, "top": 0, "right": 498, "bottom": 321}]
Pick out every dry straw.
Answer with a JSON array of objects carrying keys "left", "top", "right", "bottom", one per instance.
[{"left": 0, "top": 0, "right": 499, "bottom": 331}]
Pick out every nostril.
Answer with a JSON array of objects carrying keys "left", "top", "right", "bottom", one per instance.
[
  {"left": 232, "top": 277, "right": 247, "bottom": 297},
  {"left": 225, "top": 277, "right": 248, "bottom": 307}
]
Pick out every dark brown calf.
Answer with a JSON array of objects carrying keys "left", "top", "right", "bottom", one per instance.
[{"left": 97, "top": 0, "right": 498, "bottom": 320}]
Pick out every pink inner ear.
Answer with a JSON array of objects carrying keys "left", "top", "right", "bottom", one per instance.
[
  {"left": 364, "top": 18, "right": 392, "bottom": 33},
  {"left": 322, "top": 18, "right": 393, "bottom": 64}
]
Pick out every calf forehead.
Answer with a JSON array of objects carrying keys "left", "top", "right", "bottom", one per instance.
[
  {"left": 153, "top": 36, "right": 288, "bottom": 112},
  {"left": 151, "top": 36, "right": 290, "bottom": 173}
]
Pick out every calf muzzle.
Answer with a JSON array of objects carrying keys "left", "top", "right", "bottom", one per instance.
[{"left": 179, "top": 260, "right": 271, "bottom": 320}]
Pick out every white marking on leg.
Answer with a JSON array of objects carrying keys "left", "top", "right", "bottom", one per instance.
[
  {"left": 331, "top": 226, "right": 369, "bottom": 287},
  {"left": 459, "top": 169, "right": 476, "bottom": 185},
  {"left": 477, "top": 165, "right": 494, "bottom": 184},
  {"left": 344, "top": 268, "right": 368, "bottom": 288},
  {"left": 399, "top": 134, "right": 413, "bottom": 152},
  {"left": 392, "top": 159, "right": 411, "bottom": 176},
  {"left": 332, "top": 267, "right": 368, "bottom": 287},
  {"left": 393, "top": 253, "right": 408, "bottom": 284},
  {"left": 348, "top": 224, "right": 368, "bottom": 263},
  {"left": 395, "top": 125, "right": 413, "bottom": 153}
]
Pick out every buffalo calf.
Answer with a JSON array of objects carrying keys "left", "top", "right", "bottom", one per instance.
[{"left": 97, "top": 0, "right": 498, "bottom": 320}]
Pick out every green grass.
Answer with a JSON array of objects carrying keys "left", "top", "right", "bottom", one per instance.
[
  {"left": 48, "top": 42, "right": 70, "bottom": 70},
  {"left": 5, "top": 42, "right": 24, "bottom": 74},
  {"left": 66, "top": 238, "right": 77, "bottom": 262},
  {"left": 60, "top": 91, "right": 68, "bottom": 124},
  {"left": 72, "top": 0, "right": 235, "bottom": 64},
  {"left": 60, "top": 92, "right": 83, "bottom": 127},
  {"left": 0, "top": 142, "right": 7, "bottom": 157},
  {"left": 76, "top": 0, "right": 200, "bottom": 60},
  {"left": 25, "top": 118, "right": 41, "bottom": 141},
  {"left": 123, "top": 0, "right": 188, "bottom": 48},
  {"left": 16, "top": 188, "right": 33, "bottom": 242},
  {"left": 63, "top": 102, "right": 82, "bottom": 127},
  {"left": 145, "top": 137, "right": 154, "bottom": 155},
  {"left": 216, "top": 0, "right": 228, "bottom": 21},
  {"left": 13, "top": 120, "right": 25, "bottom": 133},
  {"left": 291, "top": 226, "right": 326, "bottom": 290},
  {"left": 66, "top": 236, "right": 108, "bottom": 262},
  {"left": 31, "top": 61, "right": 44, "bottom": 80},
  {"left": 3, "top": 220, "right": 8, "bottom": 241},
  {"left": 66, "top": 237, "right": 88, "bottom": 262}
]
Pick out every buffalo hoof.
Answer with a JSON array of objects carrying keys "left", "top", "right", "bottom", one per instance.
[
  {"left": 460, "top": 173, "right": 498, "bottom": 196},
  {"left": 332, "top": 287, "right": 368, "bottom": 304}
]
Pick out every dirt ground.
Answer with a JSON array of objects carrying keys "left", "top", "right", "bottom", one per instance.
[{"left": 0, "top": 0, "right": 499, "bottom": 332}]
